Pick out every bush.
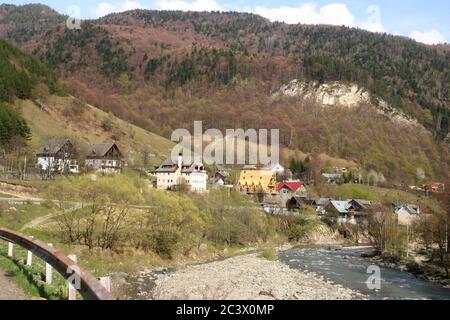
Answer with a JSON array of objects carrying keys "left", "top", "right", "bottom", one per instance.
[
  {"left": 101, "top": 117, "right": 114, "bottom": 132},
  {"left": 277, "top": 216, "right": 321, "bottom": 242},
  {"left": 46, "top": 176, "right": 276, "bottom": 259},
  {"left": 154, "top": 232, "right": 179, "bottom": 259},
  {"left": 260, "top": 247, "right": 277, "bottom": 261}
]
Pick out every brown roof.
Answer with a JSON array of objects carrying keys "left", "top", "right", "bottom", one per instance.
[
  {"left": 36, "top": 139, "right": 71, "bottom": 156},
  {"left": 86, "top": 142, "right": 122, "bottom": 158},
  {"left": 155, "top": 156, "right": 204, "bottom": 173}
]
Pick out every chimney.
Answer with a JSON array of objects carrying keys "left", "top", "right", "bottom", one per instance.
[{"left": 178, "top": 152, "right": 183, "bottom": 170}]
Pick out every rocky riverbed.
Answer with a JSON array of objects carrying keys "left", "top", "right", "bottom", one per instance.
[{"left": 152, "top": 253, "right": 365, "bottom": 300}]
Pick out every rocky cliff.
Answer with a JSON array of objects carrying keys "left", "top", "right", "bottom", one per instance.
[{"left": 276, "top": 79, "right": 419, "bottom": 127}]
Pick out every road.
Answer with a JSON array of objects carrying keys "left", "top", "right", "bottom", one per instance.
[{"left": 0, "top": 268, "right": 29, "bottom": 300}]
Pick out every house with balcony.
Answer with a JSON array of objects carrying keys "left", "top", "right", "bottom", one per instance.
[
  {"left": 85, "top": 142, "right": 124, "bottom": 174},
  {"left": 36, "top": 138, "right": 79, "bottom": 175}
]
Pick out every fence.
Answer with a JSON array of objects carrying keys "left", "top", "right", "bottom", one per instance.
[{"left": 0, "top": 227, "right": 112, "bottom": 300}]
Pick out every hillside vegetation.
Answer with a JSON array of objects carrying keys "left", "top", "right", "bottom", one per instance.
[
  {"left": 0, "top": 29, "right": 173, "bottom": 168},
  {"left": 17, "top": 96, "right": 174, "bottom": 167},
  {"left": 20, "top": 9, "right": 449, "bottom": 137},
  {"left": 0, "top": 38, "right": 59, "bottom": 102},
  {"left": 0, "top": 5, "right": 449, "bottom": 183}
]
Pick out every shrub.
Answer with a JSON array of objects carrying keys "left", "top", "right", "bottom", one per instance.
[
  {"left": 277, "top": 216, "right": 321, "bottom": 242},
  {"left": 260, "top": 247, "right": 277, "bottom": 261}
]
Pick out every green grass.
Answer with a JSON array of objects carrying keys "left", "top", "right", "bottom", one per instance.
[
  {"left": 0, "top": 203, "right": 63, "bottom": 299},
  {"left": 0, "top": 242, "right": 68, "bottom": 300},
  {"left": 0, "top": 249, "right": 39, "bottom": 298}
]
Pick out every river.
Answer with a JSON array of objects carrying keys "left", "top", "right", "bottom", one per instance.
[{"left": 279, "top": 246, "right": 450, "bottom": 300}]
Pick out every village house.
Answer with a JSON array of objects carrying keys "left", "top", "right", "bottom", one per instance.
[
  {"left": 155, "top": 154, "right": 208, "bottom": 192},
  {"left": 324, "top": 200, "right": 357, "bottom": 224},
  {"left": 423, "top": 182, "right": 445, "bottom": 193},
  {"left": 36, "top": 138, "right": 79, "bottom": 174},
  {"left": 211, "top": 166, "right": 231, "bottom": 186},
  {"left": 322, "top": 173, "right": 342, "bottom": 184},
  {"left": 347, "top": 199, "right": 372, "bottom": 213},
  {"left": 286, "top": 196, "right": 317, "bottom": 211},
  {"left": 394, "top": 204, "right": 420, "bottom": 226},
  {"left": 316, "top": 198, "right": 332, "bottom": 214},
  {"left": 277, "top": 181, "right": 308, "bottom": 206},
  {"left": 277, "top": 181, "right": 307, "bottom": 196},
  {"left": 237, "top": 168, "right": 277, "bottom": 194},
  {"left": 262, "top": 162, "right": 285, "bottom": 175},
  {"left": 85, "top": 142, "right": 124, "bottom": 174}
]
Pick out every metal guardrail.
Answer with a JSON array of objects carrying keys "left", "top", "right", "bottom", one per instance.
[{"left": 0, "top": 227, "right": 113, "bottom": 300}]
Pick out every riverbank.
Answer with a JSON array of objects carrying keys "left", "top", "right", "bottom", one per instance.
[
  {"left": 152, "top": 253, "right": 365, "bottom": 300},
  {"left": 366, "top": 252, "right": 450, "bottom": 288},
  {"left": 280, "top": 246, "right": 450, "bottom": 300}
]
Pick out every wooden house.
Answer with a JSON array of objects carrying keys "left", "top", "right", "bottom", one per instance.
[
  {"left": 36, "top": 138, "right": 79, "bottom": 174},
  {"left": 85, "top": 142, "right": 124, "bottom": 174}
]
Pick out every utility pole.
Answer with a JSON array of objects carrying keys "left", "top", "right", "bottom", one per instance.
[
  {"left": 446, "top": 222, "right": 448, "bottom": 253},
  {"left": 406, "top": 224, "right": 409, "bottom": 258}
]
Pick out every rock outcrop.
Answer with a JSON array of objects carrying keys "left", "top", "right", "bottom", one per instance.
[{"left": 275, "top": 79, "right": 419, "bottom": 127}]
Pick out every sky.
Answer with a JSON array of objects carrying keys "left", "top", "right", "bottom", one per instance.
[{"left": 6, "top": 0, "right": 450, "bottom": 44}]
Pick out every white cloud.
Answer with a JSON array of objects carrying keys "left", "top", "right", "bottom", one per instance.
[
  {"left": 253, "top": 3, "right": 356, "bottom": 26},
  {"left": 253, "top": 3, "right": 389, "bottom": 33},
  {"left": 409, "top": 30, "right": 447, "bottom": 45},
  {"left": 89, "top": 1, "right": 447, "bottom": 45},
  {"left": 93, "top": 1, "right": 147, "bottom": 18},
  {"left": 155, "top": 0, "right": 224, "bottom": 12},
  {"left": 359, "top": 5, "right": 385, "bottom": 33}
]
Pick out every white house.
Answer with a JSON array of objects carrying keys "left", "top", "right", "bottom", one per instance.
[
  {"left": 36, "top": 139, "right": 79, "bottom": 174},
  {"left": 262, "top": 162, "right": 285, "bottom": 175},
  {"left": 155, "top": 154, "right": 208, "bottom": 192},
  {"left": 395, "top": 204, "right": 420, "bottom": 226}
]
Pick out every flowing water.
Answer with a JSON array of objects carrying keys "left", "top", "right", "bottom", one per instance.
[{"left": 279, "top": 247, "right": 450, "bottom": 300}]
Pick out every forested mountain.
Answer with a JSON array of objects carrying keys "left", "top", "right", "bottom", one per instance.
[
  {"left": 0, "top": 38, "right": 59, "bottom": 102},
  {"left": 0, "top": 3, "right": 65, "bottom": 44},
  {"left": 0, "top": 36, "right": 57, "bottom": 151},
  {"left": 0, "top": 4, "right": 449, "bottom": 183},
  {"left": 0, "top": 102, "right": 30, "bottom": 150}
]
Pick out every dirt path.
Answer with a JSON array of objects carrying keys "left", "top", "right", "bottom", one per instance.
[
  {"left": 20, "top": 203, "right": 82, "bottom": 231},
  {"left": 0, "top": 268, "right": 29, "bottom": 300}
]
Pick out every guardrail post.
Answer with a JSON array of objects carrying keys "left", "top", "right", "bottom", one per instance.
[
  {"left": 26, "top": 236, "right": 34, "bottom": 266},
  {"left": 99, "top": 276, "right": 111, "bottom": 293},
  {"left": 68, "top": 254, "right": 77, "bottom": 300},
  {"left": 7, "top": 242, "right": 13, "bottom": 257},
  {"left": 45, "top": 243, "right": 53, "bottom": 284},
  {"left": 26, "top": 250, "right": 32, "bottom": 266}
]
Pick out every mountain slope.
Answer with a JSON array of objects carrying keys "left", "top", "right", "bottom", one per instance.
[
  {"left": 0, "top": 4, "right": 65, "bottom": 45},
  {"left": 1, "top": 6, "right": 447, "bottom": 137},
  {"left": 0, "top": 4, "right": 449, "bottom": 182},
  {"left": 0, "top": 33, "right": 173, "bottom": 167},
  {"left": 0, "top": 37, "right": 58, "bottom": 102},
  {"left": 17, "top": 96, "right": 174, "bottom": 167}
]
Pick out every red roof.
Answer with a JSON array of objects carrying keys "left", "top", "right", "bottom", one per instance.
[{"left": 277, "top": 182, "right": 305, "bottom": 192}]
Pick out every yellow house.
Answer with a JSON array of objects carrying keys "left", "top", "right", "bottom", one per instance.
[{"left": 237, "top": 170, "right": 277, "bottom": 194}]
